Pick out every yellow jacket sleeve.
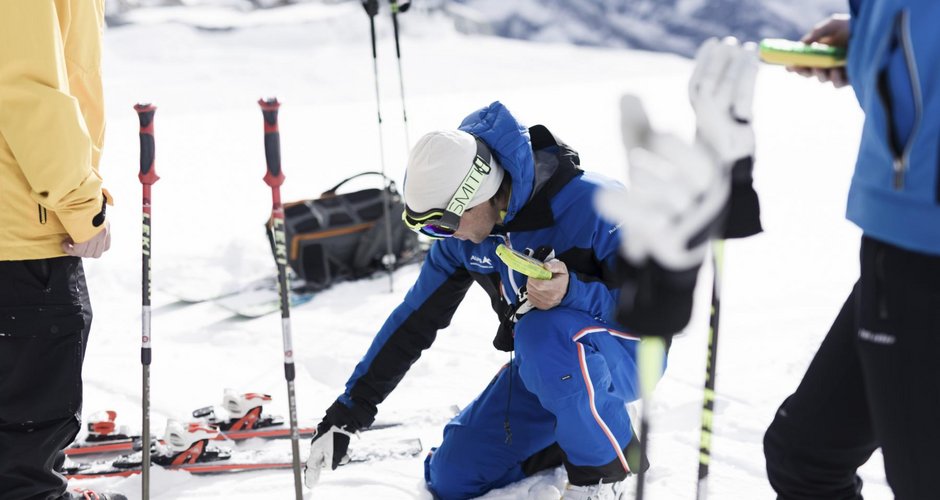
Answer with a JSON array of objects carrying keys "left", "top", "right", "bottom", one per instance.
[{"left": 0, "top": 0, "right": 106, "bottom": 244}]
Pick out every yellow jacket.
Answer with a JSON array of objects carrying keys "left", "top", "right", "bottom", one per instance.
[{"left": 0, "top": 0, "right": 107, "bottom": 261}]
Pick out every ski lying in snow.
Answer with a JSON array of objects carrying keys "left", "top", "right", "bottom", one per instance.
[
  {"left": 157, "top": 271, "right": 314, "bottom": 318},
  {"left": 212, "top": 285, "right": 316, "bottom": 318},
  {"left": 64, "top": 426, "right": 322, "bottom": 458},
  {"left": 65, "top": 396, "right": 317, "bottom": 458},
  {"left": 66, "top": 392, "right": 403, "bottom": 458},
  {"left": 159, "top": 274, "right": 275, "bottom": 303},
  {"left": 65, "top": 434, "right": 423, "bottom": 479}
]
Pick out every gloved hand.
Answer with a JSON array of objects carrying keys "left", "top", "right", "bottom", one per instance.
[
  {"left": 689, "top": 37, "right": 758, "bottom": 165},
  {"left": 596, "top": 94, "right": 728, "bottom": 271},
  {"left": 689, "top": 37, "right": 762, "bottom": 238},
  {"left": 303, "top": 401, "right": 364, "bottom": 488},
  {"left": 594, "top": 37, "right": 761, "bottom": 336}
]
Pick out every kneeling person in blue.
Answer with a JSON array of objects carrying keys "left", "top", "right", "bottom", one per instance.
[{"left": 305, "top": 101, "right": 645, "bottom": 499}]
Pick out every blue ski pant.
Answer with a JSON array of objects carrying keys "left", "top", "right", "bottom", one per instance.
[{"left": 424, "top": 307, "right": 645, "bottom": 500}]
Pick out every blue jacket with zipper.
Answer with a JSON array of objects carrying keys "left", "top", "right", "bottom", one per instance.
[{"left": 846, "top": 0, "right": 940, "bottom": 255}]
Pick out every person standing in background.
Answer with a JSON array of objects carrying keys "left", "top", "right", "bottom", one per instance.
[
  {"left": 0, "top": 1, "right": 119, "bottom": 499},
  {"left": 763, "top": 2, "right": 940, "bottom": 499}
]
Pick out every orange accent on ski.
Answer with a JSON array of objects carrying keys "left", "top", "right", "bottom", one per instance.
[
  {"left": 243, "top": 393, "right": 272, "bottom": 402},
  {"left": 65, "top": 440, "right": 134, "bottom": 456},
  {"left": 90, "top": 412, "right": 117, "bottom": 435},
  {"left": 171, "top": 440, "right": 206, "bottom": 466},
  {"left": 186, "top": 423, "right": 220, "bottom": 436},
  {"left": 68, "top": 470, "right": 139, "bottom": 479},
  {"left": 228, "top": 406, "right": 262, "bottom": 431}
]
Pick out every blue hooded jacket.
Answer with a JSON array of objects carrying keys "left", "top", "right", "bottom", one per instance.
[
  {"left": 845, "top": 0, "right": 940, "bottom": 255},
  {"left": 335, "top": 102, "right": 626, "bottom": 424}
]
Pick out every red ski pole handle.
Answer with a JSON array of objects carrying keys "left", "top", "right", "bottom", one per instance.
[
  {"left": 258, "top": 98, "right": 285, "bottom": 189},
  {"left": 134, "top": 104, "right": 159, "bottom": 186}
]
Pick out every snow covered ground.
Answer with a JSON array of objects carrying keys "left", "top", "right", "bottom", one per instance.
[{"left": 67, "top": 3, "right": 891, "bottom": 499}]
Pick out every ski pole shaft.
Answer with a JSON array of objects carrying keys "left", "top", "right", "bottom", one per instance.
[
  {"left": 634, "top": 336, "right": 665, "bottom": 500},
  {"left": 363, "top": 0, "right": 396, "bottom": 292},
  {"left": 389, "top": 0, "right": 410, "bottom": 149},
  {"left": 134, "top": 103, "right": 159, "bottom": 500},
  {"left": 258, "top": 98, "right": 303, "bottom": 500},
  {"left": 696, "top": 240, "right": 725, "bottom": 500}
]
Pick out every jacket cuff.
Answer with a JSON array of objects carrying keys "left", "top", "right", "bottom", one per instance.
[
  {"left": 329, "top": 397, "right": 377, "bottom": 430},
  {"left": 54, "top": 181, "right": 111, "bottom": 244}
]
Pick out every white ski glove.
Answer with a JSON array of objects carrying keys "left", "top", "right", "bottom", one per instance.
[
  {"left": 596, "top": 37, "right": 760, "bottom": 271},
  {"left": 594, "top": 38, "right": 760, "bottom": 336},
  {"left": 596, "top": 95, "right": 728, "bottom": 271},
  {"left": 304, "top": 424, "right": 356, "bottom": 488},
  {"left": 689, "top": 37, "right": 759, "bottom": 165}
]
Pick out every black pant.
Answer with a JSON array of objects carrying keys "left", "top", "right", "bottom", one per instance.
[
  {"left": 764, "top": 236, "right": 940, "bottom": 500},
  {"left": 0, "top": 257, "right": 92, "bottom": 500}
]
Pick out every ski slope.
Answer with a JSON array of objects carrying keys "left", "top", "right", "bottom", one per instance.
[{"left": 69, "top": 3, "right": 890, "bottom": 499}]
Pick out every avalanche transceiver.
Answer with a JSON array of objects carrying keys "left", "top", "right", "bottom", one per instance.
[
  {"left": 759, "top": 38, "right": 847, "bottom": 68},
  {"left": 495, "top": 244, "right": 552, "bottom": 280}
]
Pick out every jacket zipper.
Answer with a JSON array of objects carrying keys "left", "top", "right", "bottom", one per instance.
[
  {"left": 878, "top": 9, "right": 923, "bottom": 191},
  {"left": 38, "top": 204, "right": 47, "bottom": 224}
]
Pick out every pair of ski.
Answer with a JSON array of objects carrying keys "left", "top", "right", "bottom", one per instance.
[
  {"left": 65, "top": 409, "right": 316, "bottom": 458},
  {"left": 65, "top": 407, "right": 421, "bottom": 479},
  {"left": 66, "top": 433, "right": 423, "bottom": 480}
]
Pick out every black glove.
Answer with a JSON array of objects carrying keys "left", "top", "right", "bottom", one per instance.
[
  {"left": 304, "top": 400, "right": 369, "bottom": 487},
  {"left": 614, "top": 256, "right": 698, "bottom": 340},
  {"left": 721, "top": 157, "right": 762, "bottom": 239}
]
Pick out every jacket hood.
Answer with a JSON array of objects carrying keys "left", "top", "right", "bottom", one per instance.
[{"left": 457, "top": 101, "right": 534, "bottom": 225}]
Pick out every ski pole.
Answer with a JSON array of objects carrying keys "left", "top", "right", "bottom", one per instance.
[
  {"left": 634, "top": 336, "right": 666, "bottom": 500},
  {"left": 134, "top": 103, "right": 159, "bottom": 500},
  {"left": 258, "top": 98, "right": 304, "bottom": 500},
  {"left": 362, "top": 0, "right": 396, "bottom": 293},
  {"left": 389, "top": 0, "right": 411, "bottom": 150},
  {"left": 696, "top": 240, "right": 725, "bottom": 500}
]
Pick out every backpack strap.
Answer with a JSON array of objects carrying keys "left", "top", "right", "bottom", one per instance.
[{"left": 322, "top": 171, "right": 397, "bottom": 197}]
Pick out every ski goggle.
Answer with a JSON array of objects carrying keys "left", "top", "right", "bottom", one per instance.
[{"left": 402, "top": 139, "right": 493, "bottom": 239}]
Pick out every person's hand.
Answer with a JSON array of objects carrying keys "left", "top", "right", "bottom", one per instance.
[
  {"left": 304, "top": 420, "right": 355, "bottom": 488},
  {"left": 304, "top": 403, "right": 361, "bottom": 488},
  {"left": 689, "top": 37, "right": 759, "bottom": 165},
  {"left": 690, "top": 37, "right": 763, "bottom": 239},
  {"left": 526, "top": 259, "right": 568, "bottom": 310},
  {"left": 787, "top": 14, "right": 850, "bottom": 88},
  {"left": 596, "top": 95, "right": 728, "bottom": 271},
  {"left": 62, "top": 220, "right": 111, "bottom": 258}
]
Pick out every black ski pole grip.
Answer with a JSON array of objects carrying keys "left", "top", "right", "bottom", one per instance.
[
  {"left": 390, "top": 0, "right": 402, "bottom": 58},
  {"left": 362, "top": 0, "right": 378, "bottom": 17},
  {"left": 258, "top": 98, "right": 284, "bottom": 188},
  {"left": 134, "top": 104, "right": 159, "bottom": 185}
]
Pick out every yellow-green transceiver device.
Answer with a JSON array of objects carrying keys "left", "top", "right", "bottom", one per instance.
[
  {"left": 495, "top": 244, "right": 553, "bottom": 280},
  {"left": 759, "top": 38, "right": 847, "bottom": 68}
]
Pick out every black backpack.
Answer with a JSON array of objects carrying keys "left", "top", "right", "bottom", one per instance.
[{"left": 268, "top": 172, "right": 422, "bottom": 291}]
